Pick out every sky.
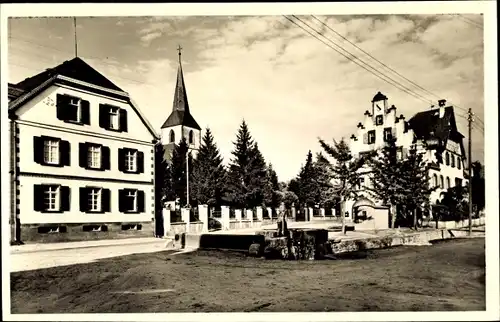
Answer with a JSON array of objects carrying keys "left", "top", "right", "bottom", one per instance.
[{"left": 7, "top": 13, "right": 485, "bottom": 182}]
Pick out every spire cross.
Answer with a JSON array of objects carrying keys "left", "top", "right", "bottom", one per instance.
[{"left": 177, "top": 45, "right": 183, "bottom": 60}]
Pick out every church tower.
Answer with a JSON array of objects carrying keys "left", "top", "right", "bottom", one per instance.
[{"left": 160, "top": 46, "right": 201, "bottom": 162}]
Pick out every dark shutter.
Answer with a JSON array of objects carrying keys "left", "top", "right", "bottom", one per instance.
[
  {"left": 79, "top": 187, "right": 88, "bottom": 212},
  {"left": 33, "top": 136, "right": 44, "bottom": 164},
  {"left": 79, "top": 143, "right": 88, "bottom": 168},
  {"left": 118, "top": 189, "right": 125, "bottom": 212},
  {"left": 119, "top": 109, "right": 128, "bottom": 132},
  {"left": 102, "top": 189, "right": 111, "bottom": 212},
  {"left": 80, "top": 100, "right": 91, "bottom": 125},
  {"left": 60, "top": 186, "right": 71, "bottom": 211},
  {"left": 60, "top": 140, "right": 71, "bottom": 166},
  {"left": 137, "top": 190, "right": 145, "bottom": 213},
  {"left": 99, "top": 104, "right": 109, "bottom": 129},
  {"left": 34, "top": 184, "right": 44, "bottom": 211},
  {"left": 137, "top": 151, "right": 144, "bottom": 173},
  {"left": 101, "top": 146, "right": 111, "bottom": 170},
  {"left": 118, "top": 148, "right": 125, "bottom": 172},
  {"left": 56, "top": 94, "right": 69, "bottom": 121}
]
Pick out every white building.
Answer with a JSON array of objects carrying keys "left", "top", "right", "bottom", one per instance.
[
  {"left": 8, "top": 57, "right": 159, "bottom": 243},
  {"left": 347, "top": 92, "right": 467, "bottom": 224}
]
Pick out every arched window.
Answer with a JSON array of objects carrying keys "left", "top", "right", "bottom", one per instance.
[
  {"left": 440, "top": 175, "right": 444, "bottom": 189},
  {"left": 189, "top": 130, "right": 194, "bottom": 144},
  {"left": 451, "top": 154, "right": 455, "bottom": 167},
  {"left": 445, "top": 152, "right": 450, "bottom": 166},
  {"left": 457, "top": 157, "right": 461, "bottom": 169},
  {"left": 433, "top": 174, "right": 438, "bottom": 187},
  {"left": 446, "top": 177, "right": 450, "bottom": 189},
  {"left": 169, "top": 130, "right": 175, "bottom": 143}
]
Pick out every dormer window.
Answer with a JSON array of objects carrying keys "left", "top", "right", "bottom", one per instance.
[
  {"left": 375, "top": 115, "right": 384, "bottom": 126},
  {"left": 99, "top": 104, "right": 128, "bottom": 132},
  {"left": 56, "top": 94, "right": 90, "bottom": 125}
]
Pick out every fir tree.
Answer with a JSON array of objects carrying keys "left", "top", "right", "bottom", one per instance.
[
  {"left": 399, "top": 145, "right": 436, "bottom": 229},
  {"left": 296, "top": 151, "right": 318, "bottom": 208},
  {"left": 471, "top": 161, "right": 485, "bottom": 216},
  {"left": 170, "top": 137, "right": 194, "bottom": 207},
  {"left": 264, "top": 163, "right": 281, "bottom": 208},
  {"left": 367, "top": 137, "right": 406, "bottom": 228},
  {"left": 191, "top": 128, "right": 227, "bottom": 207},
  {"left": 314, "top": 152, "right": 336, "bottom": 208},
  {"left": 319, "top": 138, "right": 370, "bottom": 233},
  {"left": 246, "top": 143, "right": 269, "bottom": 208}
]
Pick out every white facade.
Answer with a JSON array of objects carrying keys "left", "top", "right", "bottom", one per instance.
[
  {"left": 160, "top": 124, "right": 201, "bottom": 159},
  {"left": 348, "top": 93, "right": 466, "bottom": 211},
  {"left": 9, "top": 70, "right": 158, "bottom": 240}
]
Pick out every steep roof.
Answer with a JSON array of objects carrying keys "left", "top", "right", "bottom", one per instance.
[
  {"left": 161, "top": 53, "right": 201, "bottom": 130},
  {"left": 408, "top": 106, "right": 465, "bottom": 155},
  {"left": 8, "top": 57, "right": 159, "bottom": 140},
  {"left": 14, "top": 57, "right": 124, "bottom": 93},
  {"left": 372, "top": 91, "right": 387, "bottom": 102}
]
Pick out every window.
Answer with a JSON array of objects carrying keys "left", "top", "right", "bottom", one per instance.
[
  {"left": 451, "top": 154, "right": 455, "bottom": 167},
  {"left": 118, "top": 148, "right": 144, "bottom": 174},
  {"left": 125, "top": 150, "right": 137, "bottom": 172},
  {"left": 457, "top": 158, "right": 462, "bottom": 169},
  {"left": 88, "top": 188, "right": 102, "bottom": 212},
  {"left": 79, "top": 143, "right": 110, "bottom": 171},
  {"left": 433, "top": 174, "right": 438, "bottom": 187},
  {"left": 44, "top": 186, "right": 60, "bottom": 211},
  {"left": 119, "top": 189, "right": 145, "bottom": 213},
  {"left": 446, "top": 177, "right": 450, "bottom": 189},
  {"left": 455, "top": 178, "right": 463, "bottom": 187},
  {"left": 359, "top": 177, "right": 365, "bottom": 188},
  {"left": 80, "top": 187, "right": 110, "bottom": 213},
  {"left": 440, "top": 175, "right": 444, "bottom": 189},
  {"left": 445, "top": 152, "right": 450, "bottom": 166},
  {"left": 169, "top": 130, "right": 175, "bottom": 143},
  {"left": 34, "top": 184, "right": 70, "bottom": 213},
  {"left": 43, "top": 139, "right": 60, "bottom": 165},
  {"left": 88, "top": 145, "right": 102, "bottom": 169},
  {"left": 383, "top": 127, "right": 392, "bottom": 142},
  {"left": 189, "top": 130, "right": 194, "bottom": 144},
  {"left": 367, "top": 130, "right": 376, "bottom": 144},
  {"left": 34, "top": 136, "right": 70, "bottom": 167},
  {"left": 56, "top": 94, "right": 90, "bottom": 125},
  {"left": 375, "top": 115, "right": 384, "bottom": 125},
  {"left": 99, "top": 104, "right": 128, "bottom": 132},
  {"left": 109, "top": 106, "right": 120, "bottom": 130}
]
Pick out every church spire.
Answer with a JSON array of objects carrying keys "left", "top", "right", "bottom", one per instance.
[{"left": 172, "top": 44, "right": 190, "bottom": 113}]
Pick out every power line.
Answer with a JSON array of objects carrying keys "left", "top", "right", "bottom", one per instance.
[
  {"left": 284, "top": 15, "right": 433, "bottom": 106},
  {"left": 309, "top": 15, "right": 482, "bottom": 123}
]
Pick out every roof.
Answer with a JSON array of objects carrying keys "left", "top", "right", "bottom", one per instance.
[
  {"left": 8, "top": 83, "right": 25, "bottom": 100},
  {"left": 161, "top": 110, "right": 201, "bottom": 130},
  {"left": 353, "top": 197, "right": 375, "bottom": 208},
  {"left": 14, "top": 57, "right": 124, "bottom": 93},
  {"left": 408, "top": 105, "right": 465, "bottom": 155},
  {"left": 160, "top": 56, "right": 201, "bottom": 130},
  {"left": 372, "top": 91, "right": 387, "bottom": 102},
  {"left": 8, "top": 57, "right": 159, "bottom": 140}
]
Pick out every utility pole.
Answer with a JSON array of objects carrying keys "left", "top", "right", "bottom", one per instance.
[{"left": 467, "top": 108, "right": 474, "bottom": 236}]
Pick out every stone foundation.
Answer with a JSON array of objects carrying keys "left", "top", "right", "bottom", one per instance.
[{"left": 19, "top": 222, "right": 154, "bottom": 244}]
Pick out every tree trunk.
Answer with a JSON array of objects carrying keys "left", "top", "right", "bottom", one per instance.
[
  {"left": 340, "top": 197, "right": 346, "bottom": 235},
  {"left": 390, "top": 204, "right": 397, "bottom": 229},
  {"left": 413, "top": 208, "right": 418, "bottom": 230}
]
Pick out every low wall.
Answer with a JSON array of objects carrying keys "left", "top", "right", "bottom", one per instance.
[
  {"left": 19, "top": 222, "right": 154, "bottom": 244},
  {"left": 169, "top": 222, "right": 204, "bottom": 236},
  {"left": 427, "top": 217, "right": 485, "bottom": 229},
  {"left": 328, "top": 229, "right": 477, "bottom": 254},
  {"left": 198, "top": 234, "right": 266, "bottom": 251}
]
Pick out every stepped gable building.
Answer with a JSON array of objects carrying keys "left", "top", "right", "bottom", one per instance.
[
  {"left": 8, "top": 57, "right": 159, "bottom": 243},
  {"left": 160, "top": 48, "right": 201, "bottom": 163},
  {"left": 347, "top": 92, "right": 467, "bottom": 224}
]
